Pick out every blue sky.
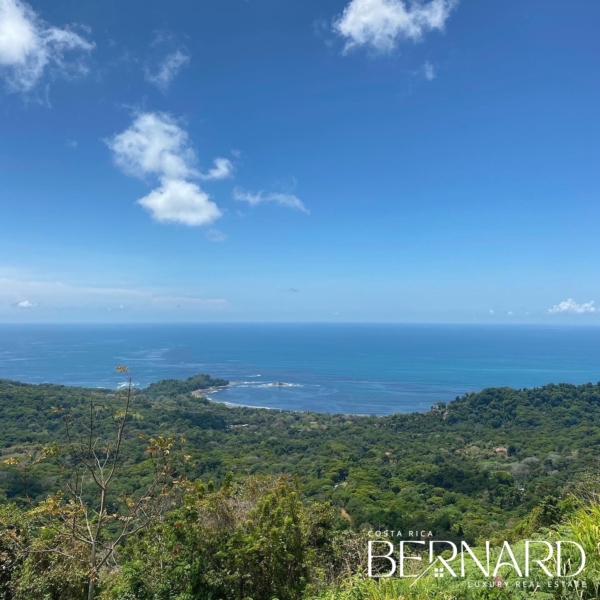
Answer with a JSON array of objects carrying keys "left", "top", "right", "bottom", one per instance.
[{"left": 1, "top": 0, "right": 599, "bottom": 323}]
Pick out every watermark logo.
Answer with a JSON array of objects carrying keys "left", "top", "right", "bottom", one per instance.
[{"left": 367, "top": 538, "right": 587, "bottom": 589}]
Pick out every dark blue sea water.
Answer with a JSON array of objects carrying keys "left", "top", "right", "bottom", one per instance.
[{"left": 1, "top": 324, "right": 599, "bottom": 415}]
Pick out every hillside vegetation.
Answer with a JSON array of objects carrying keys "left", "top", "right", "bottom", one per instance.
[
  {"left": 1, "top": 376, "right": 600, "bottom": 598},
  {"left": 1, "top": 378, "right": 598, "bottom": 539}
]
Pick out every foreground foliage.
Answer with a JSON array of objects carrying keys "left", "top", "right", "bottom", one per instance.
[{"left": 3, "top": 477, "right": 600, "bottom": 599}]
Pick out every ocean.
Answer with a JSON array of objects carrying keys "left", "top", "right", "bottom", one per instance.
[{"left": 1, "top": 323, "right": 599, "bottom": 415}]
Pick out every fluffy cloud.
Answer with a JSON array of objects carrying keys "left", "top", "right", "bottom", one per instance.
[
  {"left": 333, "top": 0, "right": 457, "bottom": 53},
  {"left": 547, "top": 299, "right": 598, "bottom": 315},
  {"left": 233, "top": 188, "right": 309, "bottom": 214},
  {"left": 199, "top": 157, "right": 234, "bottom": 181},
  {"left": 137, "top": 178, "right": 221, "bottom": 226},
  {"left": 145, "top": 49, "right": 190, "bottom": 91},
  {"left": 12, "top": 299, "right": 37, "bottom": 308},
  {"left": 106, "top": 112, "right": 230, "bottom": 226},
  {"left": 0, "top": 0, "right": 94, "bottom": 92},
  {"left": 107, "top": 112, "right": 198, "bottom": 180}
]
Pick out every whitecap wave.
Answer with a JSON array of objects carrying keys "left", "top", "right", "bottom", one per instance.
[
  {"left": 255, "top": 382, "right": 303, "bottom": 389},
  {"left": 230, "top": 381, "right": 303, "bottom": 389},
  {"left": 117, "top": 381, "right": 140, "bottom": 389}
]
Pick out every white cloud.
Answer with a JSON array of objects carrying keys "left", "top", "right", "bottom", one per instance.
[
  {"left": 233, "top": 187, "right": 310, "bottom": 214},
  {"left": 199, "top": 157, "right": 234, "bottom": 181},
  {"left": 548, "top": 298, "right": 598, "bottom": 315},
  {"left": 423, "top": 60, "right": 436, "bottom": 80},
  {"left": 333, "top": 0, "right": 457, "bottom": 54},
  {"left": 107, "top": 112, "right": 197, "bottom": 180},
  {"left": 12, "top": 299, "right": 37, "bottom": 308},
  {"left": 66, "top": 139, "right": 78, "bottom": 148},
  {"left": 137, "top": 178, "right": 221, "bottom": 227},
  {"left": 507, "top": 311, "right": 514, "bottom": 316},
  {"left": 106, "top": 112, "right": 230, "bottom": 227},
  {"left": 145, "top": 49, "right": 190, "bottom": 91},
  {"left": 205, "top": 228, "right": 228, "bottom": 243},
  {"left": 0, "top": 0, "right": 94, "bottom": 92},
  {"left": 489, "top": 309, "right": 495, "bottom": 315}
]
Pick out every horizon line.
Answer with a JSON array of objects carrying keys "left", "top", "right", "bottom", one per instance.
[{"left": 1, "top": 321, "right": 600, "bottom": 327}]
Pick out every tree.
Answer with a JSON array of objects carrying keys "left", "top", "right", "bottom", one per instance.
[
  {"left": 102, "top": 475, "right": 338, "bottom": 600},
  {"left": 31, "top": 366, "right": 177, "bottom": 600}
]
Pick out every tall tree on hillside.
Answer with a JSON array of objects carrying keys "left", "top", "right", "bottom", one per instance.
[{"left": 28, "top": 366, "right": 178, "bottom": 600}]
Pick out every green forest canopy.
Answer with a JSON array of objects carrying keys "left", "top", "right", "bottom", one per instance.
[{"left": 1, "top": 375, "right": 599, "bottom": 541}]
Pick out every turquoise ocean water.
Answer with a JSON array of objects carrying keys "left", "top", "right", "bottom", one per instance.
[{"left": 1, "top": 324, "right": 599, "bottom": 415}]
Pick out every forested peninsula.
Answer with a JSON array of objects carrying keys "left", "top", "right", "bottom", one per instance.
[{"left": 1, "top": 374, "right": 600, "bottom": 599}]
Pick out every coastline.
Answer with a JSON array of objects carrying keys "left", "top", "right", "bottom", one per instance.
[
  {"left": 190, "top": 383, "right": 381, "bottom": 415},
  {"left": 191, "top": 384, "right": 287, "bottom": 412},
  {"left": 2, "top": 323, "right": 600, "bottom": 415}
]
